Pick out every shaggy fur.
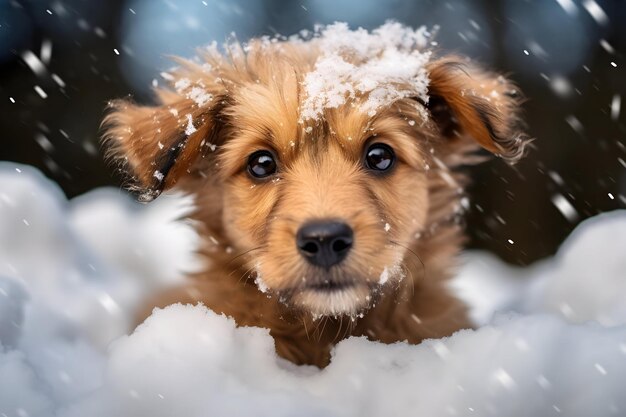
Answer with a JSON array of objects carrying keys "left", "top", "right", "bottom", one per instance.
[{"left": 103, "top": 37, "right": 528, "bottom": 367}]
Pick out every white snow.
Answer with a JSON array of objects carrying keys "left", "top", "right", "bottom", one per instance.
[
  {"left": 21, "top": 51, "right": 47, "bottom": 78},
  {"left": 451, "top": 211, "right": 626, "bottom": 327},
  {"left": 160, "top": 72, "right": 175, "bottom": 81},
  {"left": 378, "top": 267, "right": 390, "bottom": 285},
  {"left": 565, "top": 115, "right": 583, "bottom": 133},
  {"left": 40, "top": 39, "right": 53, "bottom": 65},
  {"left": 33, "top": 85, "right": 47, "bottom": 99},
  {"left": 556, "top": 0, "right": 579, "bottom": 16},
  {"left": 582, "top": 0, "right": 609, "bottom": 26},
  {"left": 0, "top": 163, "right": 201, "bottom": 349},
  {"left": 254, "top": 269, "right": 269, "bottom": 294},
  {"left": 174, "top": 77, "right": 191, "bottom": 92},
  {"left": 153, "top": 170, "right": 164, "bottom": 182},
  {"left": 611, "top": 95, "right": 621, "bottom": 121},
  {"left": 2, "top": 162, "right": 626, "bottom": 417},
  {"left": 184, "top": 113, "right": 196, "bottom": 135},
  {"left": 551, "top": 193, "right": 579, "bottom": 222},
  {"left": 52, "top": 73, "right": 66, "bottom": 88},
  {"left": 173, "top": 78, "right": 213, "bottom": 107},
  {"left": 186, "top": 86, "right": 213, "bottom": 106},
  {"left": 299, "top": 22, "right": 431, "bottom": 121}
]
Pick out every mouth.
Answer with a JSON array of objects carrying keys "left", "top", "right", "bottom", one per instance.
[
  {"left": 306, "top": 280, "right": 357, "bottom": 293},
  {"left": 289, "top": 279, "right": 372, "bottom": 316}
]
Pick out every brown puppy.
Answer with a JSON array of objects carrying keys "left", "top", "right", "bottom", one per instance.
[{"left": 103, "top": 24, "right": 528, "bottom": 367}]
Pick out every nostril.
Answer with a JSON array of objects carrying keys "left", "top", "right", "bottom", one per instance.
[
  {"left": 331, "top": 238, "right": 352, "bottom": 253},
  {"left": 301, "top": 241, "right": 319, "bottom": 255}
]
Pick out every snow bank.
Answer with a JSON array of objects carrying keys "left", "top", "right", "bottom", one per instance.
[
  {"left": 452, "top": 211, "right": 626, "bottom": 327},
  {"left": 0, "top": 163, "right": 200, "bottom": 349},
  {"left": 1, "top": 162, "right": 626, "bottom": 417},
  {"left": 0, "top": 162, "right": 200, "bottom": 416},
  {"left": 61, "top": 306, "right": 626, "bottom": 417}
]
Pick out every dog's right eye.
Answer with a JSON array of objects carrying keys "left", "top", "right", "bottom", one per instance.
[
  {"left": 247, "top": 150, "right": 277, "bottom": 178},
  {"left": 365, "top": 143, "right": 395, "bottom": 172}
]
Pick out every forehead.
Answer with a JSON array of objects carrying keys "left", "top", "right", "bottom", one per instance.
[
  {"left": 218, "top": 78, "right": 427, "bottom": 176},
  {"left": 231, "top": 80, "right": 374, "bottom": 145}
]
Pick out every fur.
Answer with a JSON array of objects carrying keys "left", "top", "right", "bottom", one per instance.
[{"left": 103, "top": 37, "right": 529, "bottom": 367}]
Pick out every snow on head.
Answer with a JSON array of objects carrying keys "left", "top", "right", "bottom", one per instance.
[
  {"left": 174, "top": 77, "right": 213, "bottom": 107},
  {"left": 184, "top": 113, "right": 196, "bottom": 136},
  {"left": 299, "top": 22, "right": 432, "bottom": 121}
]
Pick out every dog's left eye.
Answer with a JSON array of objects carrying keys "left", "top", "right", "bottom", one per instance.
[
  {"left": 365, "top": 143, "right": 395, "bottom": 172},
  {"left": 247, "top": 150, "right": 277, "bottom": 178}
]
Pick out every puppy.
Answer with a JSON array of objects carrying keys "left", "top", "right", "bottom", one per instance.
[{"left": 103, "top": 23, "right": 528, "bottom": 367}]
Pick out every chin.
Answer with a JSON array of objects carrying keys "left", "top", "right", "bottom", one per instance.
[{"left": 293, "top": 284, "right": 372, "bottom": 317}]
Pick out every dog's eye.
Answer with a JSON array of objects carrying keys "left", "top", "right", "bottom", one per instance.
[
  {"left": 365, "top": 143, "right": 395, "bottom": 172},
  {"left": 247, "top": 150, "right": 277, "bottom": 178}
]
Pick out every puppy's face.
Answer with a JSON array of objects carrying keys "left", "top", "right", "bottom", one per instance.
[
  {"left": 218, "top": 95, "right": 431, "bottom": 315},
  {"left": 104, "top": 36, "right": 527, "bottom": 317}
]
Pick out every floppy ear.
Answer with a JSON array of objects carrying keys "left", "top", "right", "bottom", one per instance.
[
  {"left": 425, "top": 56, "right": 529, "bottom": 162},
  {"left": 102, "top": 63, "right": 226, "bottom": 201}
]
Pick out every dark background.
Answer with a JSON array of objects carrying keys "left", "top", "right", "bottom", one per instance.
[{"left": 1, "top": 0, "right": 624, "bottom": 265}]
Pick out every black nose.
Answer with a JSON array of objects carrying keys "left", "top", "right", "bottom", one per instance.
[{"left": 296, "top": 221, "right": 353, "bottom": 268}]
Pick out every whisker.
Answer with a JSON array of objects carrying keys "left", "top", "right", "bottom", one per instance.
[
  {"left": 333, "top": 316, "right": 344, "bottom": 341},
  {"left": 302, "top": 315, "right": 311, "bottom": 341},
  {"left": 277, "top": 216, "right": 300, "bottom": 224},
  {"left": 388, "top": 240, "right": 426, "bottom": 286},
  {"left": 342, "top": 315, "right": 354, "bottom": 340},
  {"left": 235, "top": 264, "right": 257, "bottom": 285},
  {"left": 227, "top": 246, "right": 263, "bottom": 266},
  {"left": 399, "top": 262, "right": 415, "bottom": 297},
  {"left": 312, "top": 315, "right": 323, "bottom": 340},
  {"left": 318, "top": 316, "right": 329, "bottom": 342}
]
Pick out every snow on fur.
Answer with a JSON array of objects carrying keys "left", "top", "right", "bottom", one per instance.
[
  {"left": 1, "top": 162, "right": 626, "bottom": 417},
  {"left": 299, "top": 22, "right": 432, "bottom": 121}
]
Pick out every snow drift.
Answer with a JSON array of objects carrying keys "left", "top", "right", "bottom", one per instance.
[{"left": 1, "top": 162, "right": 626, "bottom": 417}]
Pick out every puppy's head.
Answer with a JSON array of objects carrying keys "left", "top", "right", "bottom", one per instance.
[{"left": 104, "top": 24, "right": 528, "bottom": 317}]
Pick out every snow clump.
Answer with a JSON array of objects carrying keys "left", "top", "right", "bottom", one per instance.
[{"left": 299, "top": 22, "right": 432, "bottom": 121}]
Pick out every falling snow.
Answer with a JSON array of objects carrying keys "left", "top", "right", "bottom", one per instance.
[
  {"left": 611, "top": 95, "right": 621, "bottom": 121},
  {"left": 21, "top": 50, "right": 47, "bottom": 77},
  {"left": 33, "top": 85, "right": 47, "bottom": 99},
  {"left": 552, "top": 194, "right": 579, "bottom": 222},
  {"left": 555, "top": 0, "right": 578, "bottom": 16},
  {"left": 582, "top": 0, "right": 609, "bottom": 26},
  {"left": 565, "top": 115, "right": 583, "bottom": 133}
]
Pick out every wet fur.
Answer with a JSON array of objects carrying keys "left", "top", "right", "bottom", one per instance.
[{"left": 103, "top": 39, "right": 528, "bottom": 367}]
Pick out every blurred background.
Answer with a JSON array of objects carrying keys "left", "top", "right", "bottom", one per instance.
[{"left": 0, "top": 0, "right": 624, "bottom": 265}]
